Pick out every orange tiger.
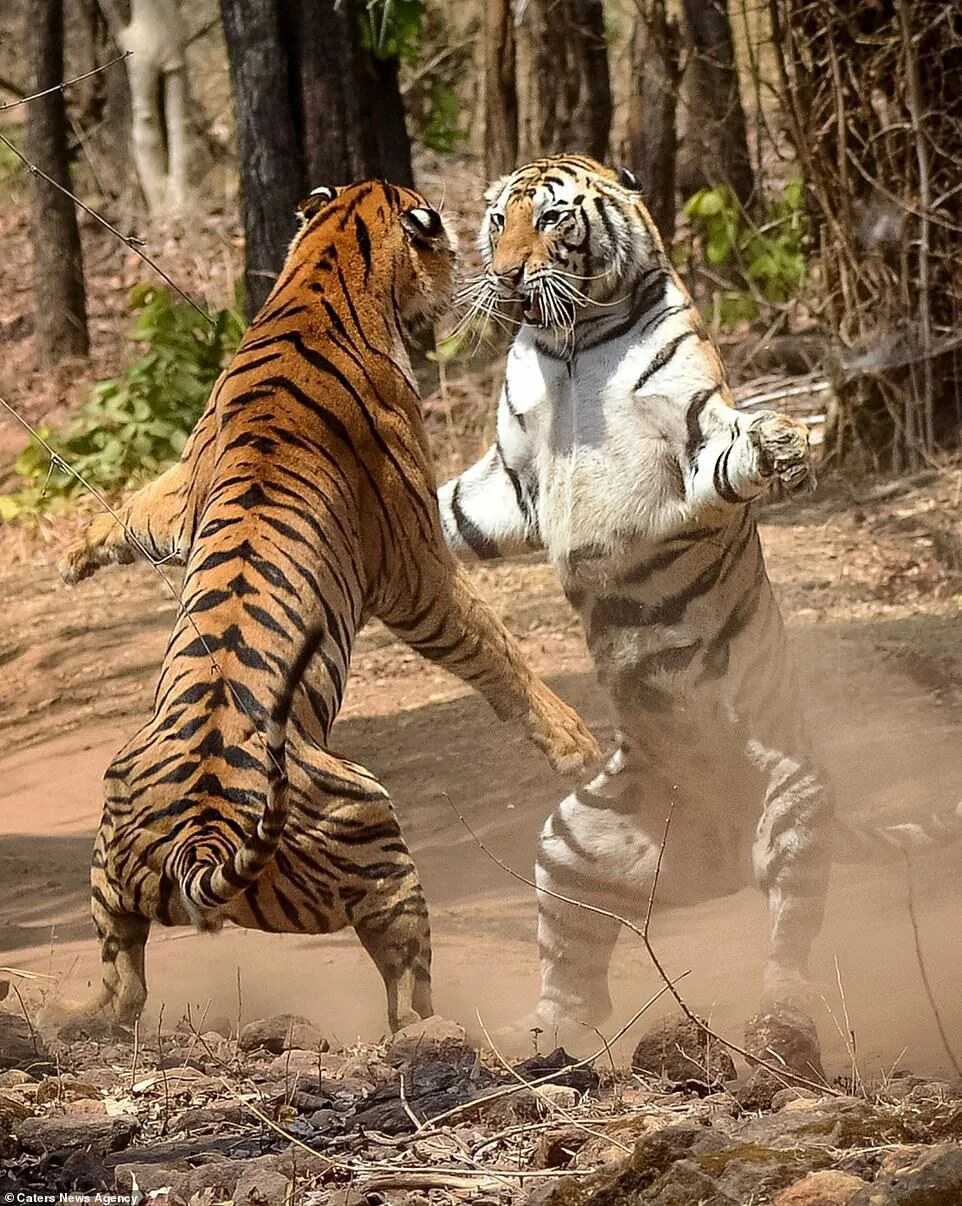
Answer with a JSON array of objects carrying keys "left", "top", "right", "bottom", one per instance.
[{"left": 59, "top": 180, "right": 598, "bottom": 1031}]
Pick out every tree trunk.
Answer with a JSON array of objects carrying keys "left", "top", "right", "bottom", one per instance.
[
  {"left": 223, "top": 0, "right": 413, "bottom": 318},
  {"left": 27, "top": 0, "right": 89, "bottom": 365},
  {"left": 220, "top": 0, "right": 306, "bottom": 317},
  {"left": 484, "top": 0, "right": 518, "bottom": 179},
  {"left": 625, "top": 1, "right": 681, "bottom": 241},
  {"left": 365, "top": 54, "right": 414, "bottom": 188},
  {"left": 74, "top": 0, "right": 133, "bottom": 199},
  {"left": 118, "top": 0, "right": 195, "bottom": 215},
  {"left": 517, "top": 0, "right": 612, "bottom": 162},
  {"left": 679, "top": 0, "right": 755, "bottom": 208}
]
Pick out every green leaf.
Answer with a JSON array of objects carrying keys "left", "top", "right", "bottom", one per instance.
[{"left": 0, "top": 495, "right": 21, "bottom": 522}]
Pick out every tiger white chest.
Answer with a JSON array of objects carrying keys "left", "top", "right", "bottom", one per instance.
[{"left": 503, "top": 325, "right": 711, "bottom": 566}]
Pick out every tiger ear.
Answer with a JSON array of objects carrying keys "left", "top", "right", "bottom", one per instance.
[
  {"left": 297, "top": 185, "right": 338, "bottom": 224},
  {"left": 615, "top": 166, "right": 643, "bottom": 192},
  {"left": 400, "top": 206, "right": 444, "bottom": 242},
  {"left": 483, "top": 174, "right": 511, "bottom": 205}
]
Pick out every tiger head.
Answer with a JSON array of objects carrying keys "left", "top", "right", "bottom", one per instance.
[
  {"left": 293, "top": 181, "right": 458, "bottom": 330},
  {"left": 466, "top": 156, "right": 666, "bottom": 335}
]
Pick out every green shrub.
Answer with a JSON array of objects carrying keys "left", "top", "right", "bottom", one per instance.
[
  {"left": 678, "top": 181, "right": 807, "bottom": 328},
  {"left": 0, "top": 286, "right": 243, "bottom": 521}
]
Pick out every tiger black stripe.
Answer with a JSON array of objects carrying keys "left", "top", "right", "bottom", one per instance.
[
  {"left": 433, "top": 156, "right": 924, "bottom": 1041},
  {"left": 67, "top": 177, "right": 596, "bottom": 1036}
]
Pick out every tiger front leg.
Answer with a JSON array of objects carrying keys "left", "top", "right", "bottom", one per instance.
[
  {"left": 59, "top": 461, "right": 190, "bottom": 584},
  {"left": 60, "top": 511, "right": 137, "bottom": 584},
  {"left": 747, "top": 411, "right": 816, "bottom": 494},
  {"left": 688, "top": 410, "right": 815, "bottom": 513},
  {"left": 388, "top": 563, "right": 599, "bottom": 774}
]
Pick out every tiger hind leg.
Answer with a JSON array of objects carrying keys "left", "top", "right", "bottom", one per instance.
[
  {"left": 90, "top": 890, "right": 151, "bottom": 1025},
  {"left": 332, "top": 801, "right": 433, "bottom": 1032},
  {"left": 750, "top": 743, "right": 833, "bottom": 1009},
  {"left": 530, "top": 761, "right": 664, "bottom": 1041}
]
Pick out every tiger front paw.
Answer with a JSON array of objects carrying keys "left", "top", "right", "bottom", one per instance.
[
  {"left": 748, "top": 412, "right": 816, "bottom": 493},
  {"left": 527, "top": 688, "right": 600, "bottom": 775},
  {"left": 59, "top": 514, "right": 133, "bottom": 584}
]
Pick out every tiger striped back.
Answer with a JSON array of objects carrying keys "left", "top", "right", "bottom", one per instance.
[{"left": 67, "top": 179, "right": 598, "bottom": 1033}]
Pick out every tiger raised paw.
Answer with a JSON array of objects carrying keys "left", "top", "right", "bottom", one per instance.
[
  {"left": 60, "top": 512, "right": 136, "bottom": 584},
  {"left": 748, "top": 410, "right": 816, "bottom": 493}
]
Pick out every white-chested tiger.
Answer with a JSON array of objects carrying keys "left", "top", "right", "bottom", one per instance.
[
  {"left": 58, "top": 179, "right": 598, "bottom": 1032},
  {"left": 438, "top": 155, "right": 961, "bottom": 1038}
]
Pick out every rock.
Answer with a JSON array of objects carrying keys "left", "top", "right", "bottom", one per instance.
[
  {"left": 266, "top": 1047, "right": 331, "bottom": 1078},
  {"left": 307, "top": 1107, "right": 341, "bottom": 1131},
  {"left": 472, "top": 1087, "right": 542, "bottom": 1127},
  {"left": 539, "top": 1083, "right": 579, "bottom": 1111},
  {"left": 352, "top": 1058, "right": 496, "bottom": 1135},
  {"left": 0, "top": 1069, "right": 34, "bottom": 1087},
  {"left": 878, "top": 1146, "right": 930, "bottom": 1176},
  {"left": 848, "top": 1143, "right": 962, "bottom": 1203},
  {"left": 734, "top": 1096, "right": 878, "bottom": 1152},
  {"left": 0, "top": 1091, "right": 33, "bottom": 1124},
  {"left": 114, "top": 1162, "right": 190, "bottom": 1196},
  {"left": 538, "top": 1124, "right": 731, "bottom": 1204},
  {"left": 172, "top": 1101, "right": 247, "bottom": 1132},
  {"left": 237, "top": 1014, "right": 328, "bottom": 1055},
  {"left": 385, "top": 1016, "right": 469, "bottom": 1066},
  {"left": 0, "top": 1012, "right": 48, "bottom": 1072},
  {"left": 62, "top": 1098, "right": 107, "bottom": 1115},
  {"left": 772, "top": 1086, "right": 819, "bottom": 1111},
  {"left": 531, "top": 1125, "right": 591, "bottom": 1169},
  {"left": 233, "top": 1165, "right": 291, "bottom": 1206},
  {"left": 341, "top": 1053, "right": 397, "bottom": 1083},
  {"left": 36, "top": 1076, "right": 101, "bottom": 1104},
  {"left": 631, "top": 1017, "right": 736, "bottom": 1086},
  {"left": 514, "top": 1047, "right": 599, "bottom": 1094},
  {"left": 59, "top": 1149, "right": 112, "bottom": 1192},
  {"left": 774, "top": 1170, "right": 868, "bottom": 1205},
  {"left": 735, "top": 1068, "right": 790, "bottom": 1112},
  {"left": 15, "top": 1112, "right": 139, "bottom": 1155},
  {"left": 744, "top": 1006, "right": 826, "bottom": 1083},
  {"left": 646, "top": 1159, "right": 739, "bottom": 1205}
]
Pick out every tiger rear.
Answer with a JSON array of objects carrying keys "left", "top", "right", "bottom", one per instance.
[{"left": 71, "top": 180, "right": 598, "bottom": 1032}]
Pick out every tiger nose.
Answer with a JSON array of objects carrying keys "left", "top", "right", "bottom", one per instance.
[{"left": 498, "top": 265, "right": 525, "bottom": 289}]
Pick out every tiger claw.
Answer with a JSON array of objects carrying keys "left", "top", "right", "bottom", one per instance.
[
  {"left": 748, "top": 412, "right": 816, "bottom": 494},
  {"left": 527, "top": 692, "right": 600, "bottom": 775}
]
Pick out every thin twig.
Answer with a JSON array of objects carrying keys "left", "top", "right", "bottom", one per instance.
[
  {"left": 398, "top": 1073, "right": 424, "bottom": 1132},
  {"left": 476, "top": 1009, "right": 631, "bottom": 1154},
  {"left": 903, "top": 853, "right": 961, "bottom": 1076},
  {"left": 0, "top": 51, "right": 130, "bottom": 113},
  {"left": 0, "top": 130, "right": 212, "bottom": 323}
]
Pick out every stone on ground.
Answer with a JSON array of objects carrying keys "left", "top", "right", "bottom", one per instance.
[{"left": 631, "top": 1016, "right": 736, "bottom": 1085}]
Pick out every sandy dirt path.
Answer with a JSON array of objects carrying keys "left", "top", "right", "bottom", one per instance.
[{"left": 2, "top": 481, "right": 961, "bottom": 1075}]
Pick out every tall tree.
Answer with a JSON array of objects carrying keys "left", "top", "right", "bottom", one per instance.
[
  {"left": 625, "top": 0, "right": 682, "bottom": 240},
  {"left": 220, "top": 0, "right": 305, "bottom": 317},
  {"left": 220, "top": 0, "right": 414, "bottom": 317},
  {"left": 118, "top": 0, "right": 194, "bottom": 215},
  {"left": 679, "top": 0, "right": 755, "bottom": 209},
  {"left": 483, "top": 0, "right": 518, "bottom": 180},
  {"left": 28, "top": 0, "right": 89, "bottom": 365},
  {"left": 517, "top": 0, "right": 612, "bottom": 162}
]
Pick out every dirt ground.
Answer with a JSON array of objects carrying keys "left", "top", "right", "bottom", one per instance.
[{"left": 1, "top": 468, "right": 961, "bottom": 1080}]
